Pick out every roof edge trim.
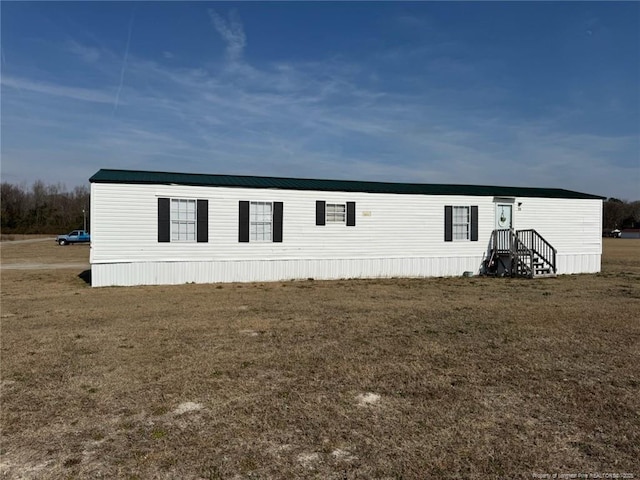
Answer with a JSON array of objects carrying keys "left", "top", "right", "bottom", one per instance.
[{"left": 89, "top": 169, "right": 605, "bottom": 200}]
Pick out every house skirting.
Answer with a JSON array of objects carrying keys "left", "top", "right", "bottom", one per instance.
[
  {"left": 556, "top": 253, "right": 601, "bottom": 275},
  {"left": 90, "top": 253, "right": 600, "bottom": 287},
  {"left": 90, "top": 256, "right": 482, "bottom": 287}
]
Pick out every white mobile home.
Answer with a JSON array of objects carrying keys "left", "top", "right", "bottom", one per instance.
[{"left": 89, "top": 169, "right": 603, "bottom": 287}]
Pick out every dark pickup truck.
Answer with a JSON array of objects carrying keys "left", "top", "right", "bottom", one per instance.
[{"left": 56, "top": 230, "right": 91, "bottom": 245}]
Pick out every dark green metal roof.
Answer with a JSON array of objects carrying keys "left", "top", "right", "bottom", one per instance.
[{"left": 89, "top": 169, "right": 604, "bottom": 200}]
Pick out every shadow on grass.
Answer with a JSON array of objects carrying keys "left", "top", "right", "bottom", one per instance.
[{"left": 78, "top": 269, "right": 91, "bottom": 285}]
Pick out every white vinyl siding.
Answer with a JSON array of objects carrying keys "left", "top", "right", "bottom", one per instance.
[
  {"left": 171, "top": 199, "right": 196, "bottom": 242},
  {"left": 90, "top": 182, "right": 602, "bottom": 286},
  {"left": 250, "top": 201, "right": 272, "bottom": 242}
]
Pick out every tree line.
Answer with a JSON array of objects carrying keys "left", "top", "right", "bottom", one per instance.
[
  {"left": 602, "top": 198, "right": 640, "bottom": 231},
  {"left": 0, "top": 181, "right": 638, "bottom": 234},
  {"left": 1, "top": 181, "right": 90, "bottom": 234}
]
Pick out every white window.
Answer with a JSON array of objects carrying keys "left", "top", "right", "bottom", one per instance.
[
  {"left": 326, "top": 203, "right": 346, "bottom": 223},
  {"left": 250, "top": 202, "right": 272, "bottom": 242},
  {"left": 453, "top": 206, "right": 470, "bottom": 241},
  {"left": 171, "top": 199, "right": 196, "bottom": 242}
]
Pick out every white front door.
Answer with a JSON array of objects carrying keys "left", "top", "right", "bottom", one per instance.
[{"left": 495, "top": 204, "right": 513, "bottom": 230}]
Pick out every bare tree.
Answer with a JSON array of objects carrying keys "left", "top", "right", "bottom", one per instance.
[
  {"left": 1, "top": 181, "right": 91, "bottom": 234},
  {"left": 603, "top": 198, "right": 640, "bottom": 230},
  {"left": 1, "top": 182, "right": 28, "bottom": 232}
]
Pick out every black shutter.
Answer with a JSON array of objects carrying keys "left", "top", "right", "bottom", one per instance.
[
  {"left": 197, "top": 199, "right": 208, "bottom": 243},
  {"left": 346, "top": 202, "right": 356, "bottom": 226},
  {"left": 158, "top": 198, "right": 170, "bottom": 242},
  {"left": 316, "top": 201, "right": 326, "bottom": 226},
  {"left": 444, "top": 206, "right": 453, "bottom": 242},
  {"left": 470, "top": 206, "right": 478, "bottom": 242},
  {"left": 239, "top": 201, "right": 249, "bottom": 242},
  {"left": 273, "top": 202, "right": 283, "bottom": 242}
]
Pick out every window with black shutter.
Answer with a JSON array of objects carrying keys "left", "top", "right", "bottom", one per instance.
[
  {"left": 316, "top": 200, "right": 356, "bottom": 226},
  {"left": 239, "top": 201, "right": 283, "bottom": 242},
  {"left": 445, "top": 205, "right": 478, "bottom": 242},
  {"left": 158, "top": 197, "right": 208, "bottom": 243}
]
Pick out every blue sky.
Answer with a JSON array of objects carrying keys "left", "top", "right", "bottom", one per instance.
[{"left": 2, "top": 2, "right": 638, "bottom": 199}]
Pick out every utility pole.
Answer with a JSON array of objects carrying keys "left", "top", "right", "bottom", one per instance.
[{"left": 83, "top": 207, "right": 87, "bottom": 232}]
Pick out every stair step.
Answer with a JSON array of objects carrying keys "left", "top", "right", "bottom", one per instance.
[{"left": 488, "top": 229, "right": 557, "bottom": 279}]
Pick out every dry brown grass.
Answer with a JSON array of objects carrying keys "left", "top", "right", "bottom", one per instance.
[
  {"left": 0, "top": 237, "right": 88, "bottom": 266},
  {"left": 1, "top": 239, "right": 639, "bottom": 479},
  {"left": 0, "top": 235, "right": 54, "bottom": 242}
]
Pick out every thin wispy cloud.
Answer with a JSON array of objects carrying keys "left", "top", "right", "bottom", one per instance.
[
  {"left": 208, "top": 9, "right": 246, "bottom": 63},
  {"left": 1, "top": 75, "right": 114, "bottom": 104},
  {"left": 114, "top": 8, "right": 135, "bottom": 112},
  {"left": 1, "top": 3, "right": 637, "bottom": 199},
  {"left": 67, "top": 40, "right": 101, "bottom": 63}
]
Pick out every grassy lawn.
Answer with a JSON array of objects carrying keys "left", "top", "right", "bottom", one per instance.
[{"left": 1, "top": 239, "right": 639, "bottom": 479}]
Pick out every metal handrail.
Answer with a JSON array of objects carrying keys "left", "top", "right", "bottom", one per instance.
[
  {"left": 515, "top": 229, "right": 557, "bottom": 274},
  {"left": 511, "top": 231, "right": 533, "bottom": 278},
  {"left": 491, "top": 229, "right": 533, "bottom": 277},
  {"left": 491, "top": 228, "right": 512, "bottom": 252}
]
